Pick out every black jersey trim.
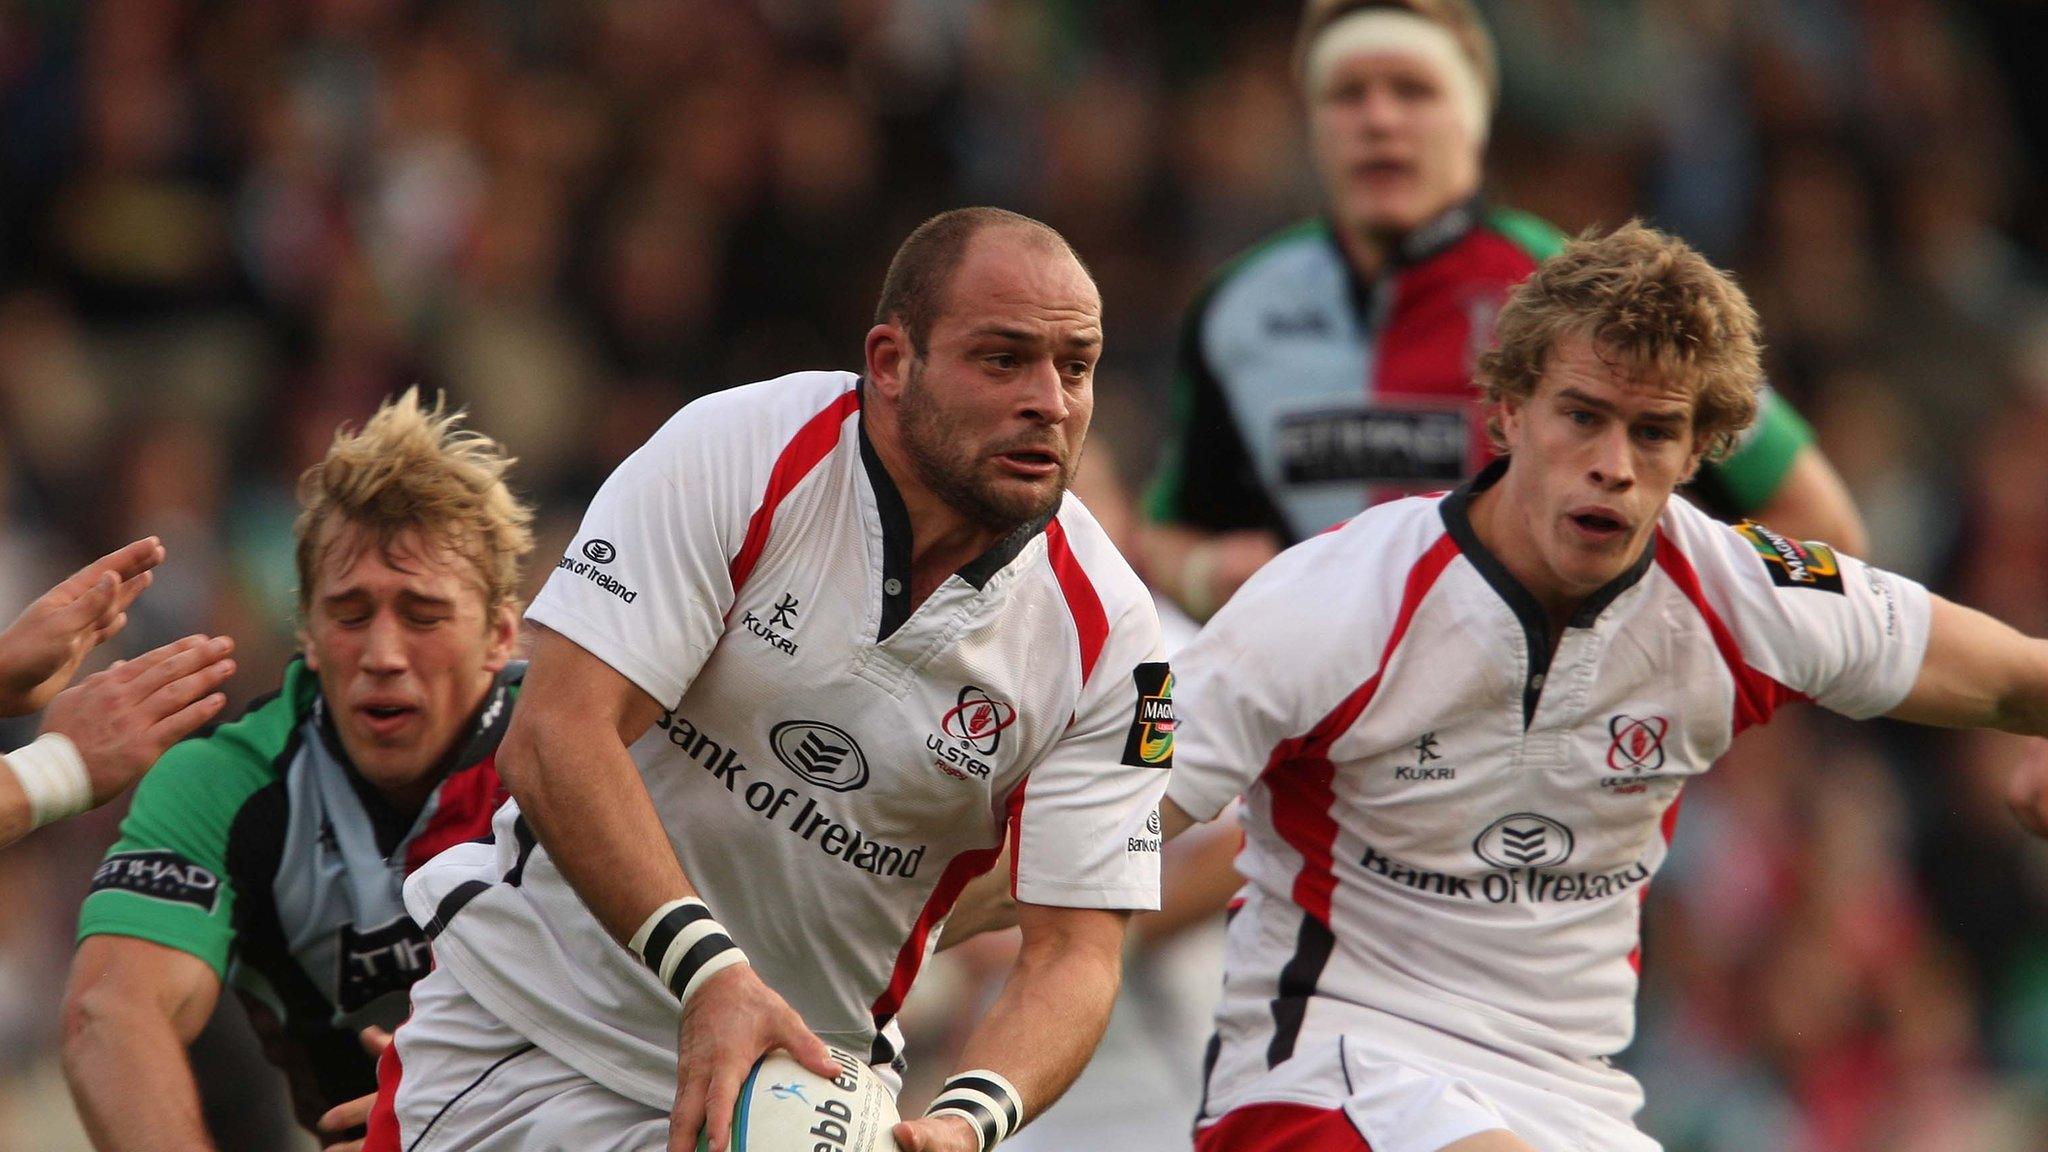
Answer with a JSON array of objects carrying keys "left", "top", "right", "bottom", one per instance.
[
  {"left": 423, "top": 881, "right": 490, "bottom": 940},
  {"left": 1196, "top": 1028, "right": 1223, "bottom": 1125},
  {"left": 1438, "top": 459, "right": 1655, "bottom": 727},
  {"left": 859, "top": 416, "right": 917, "bottom": 641},
  {"left": 857, "top": 402, "right": 1056, "bottom": 642},
  {"left": 503, "top": 815, "right": 538, "bottom": 886},
  {"left": 1265, "top": 912, "right": 1337, "bottom": 1068},
  {"left": 956, "top": 507, "right": 1055, "bottom": 588}
]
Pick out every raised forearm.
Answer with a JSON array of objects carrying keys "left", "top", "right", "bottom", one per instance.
[
  {"left": 63, "top": 996, "right": 214, "bottom": 1151},
  {"left": 951, "top": 909, "right": 1126, "bottom": 1127}
]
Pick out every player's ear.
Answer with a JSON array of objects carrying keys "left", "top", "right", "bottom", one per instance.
[
  {"left": 1494, "top": 393, "right": 1525, "bottom": 448},
  {"left": 482, "top": 600, "right": 519, "bottom": 672},
  {"left": 865, "top": 321, "right": 913, "bottom": 400},
  {"left": 1680, "top": 432, "right": 1710, "bottom": 486}
]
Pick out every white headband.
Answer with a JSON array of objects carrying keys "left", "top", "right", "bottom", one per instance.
[{"left": 1304, "top": 10, "right": 1490, "bottom": 142}]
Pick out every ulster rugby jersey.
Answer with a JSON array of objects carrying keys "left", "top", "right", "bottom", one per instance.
[
  {"left": 77, "top": 658, "right": 516, "bottom": 1131},
  {"left": 1165, "top": 461, "right": 1930, "bottom": 1122},
  {"left": 1145, "top": 204, "right": 1818, "bottom": 543},
  {"left": 409, "top": 370, "right": 1169, "bottom": 1109}
]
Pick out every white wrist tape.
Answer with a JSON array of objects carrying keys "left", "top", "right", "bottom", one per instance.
[
  {"left": 630, "top": 897, "right": 748, "bottom": 1006},
  {"left": 7, "top": 732, "right": 91, "bottom": 829},
  {"left": 926, "top": 1069, "right": 1025, "bottom": 1152}
]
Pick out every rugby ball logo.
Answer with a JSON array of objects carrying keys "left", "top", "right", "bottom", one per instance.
[{"left": 715, "top": 1045, "right": 899, "bottom": 1152}]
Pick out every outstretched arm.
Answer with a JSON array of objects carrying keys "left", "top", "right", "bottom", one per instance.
[
  {"left": 1888, "top": 596, "right": 2048, "bottom": 734},
  {"left": 1889, "top": 596, "right": 2048, "bottom": 835}
]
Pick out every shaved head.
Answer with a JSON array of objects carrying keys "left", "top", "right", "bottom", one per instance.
[{"left": 875, "top": 207, "right": 1090, "bottom": 354}]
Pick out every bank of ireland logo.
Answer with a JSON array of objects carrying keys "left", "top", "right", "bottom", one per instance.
[
  {"left": 1474, "top": 813, "right": 1575, "bottom": 869},
  {"left": 769, "top": 721, "right": 870, "bottom": 792},
  {"left": 1606, "top": 715, "right": 1668, "bottom": 774},
  {"left": 581, "top": 539, "right": 616, "bottom": 564},
  {"left": 941, "top": 686, "right": 1018, "bottom": 756}
]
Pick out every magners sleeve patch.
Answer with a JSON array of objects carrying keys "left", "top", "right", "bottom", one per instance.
[{"left": 1122, "top": 662, "right": 1176, "bottom": 768}]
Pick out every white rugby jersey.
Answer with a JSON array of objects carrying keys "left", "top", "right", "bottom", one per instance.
[
  {"left": 1167, "top": 460, "right": 1931, "bottom": 1124},
  {"left": 406, "top": 371, "right": 1169, "bottom": 1110}
]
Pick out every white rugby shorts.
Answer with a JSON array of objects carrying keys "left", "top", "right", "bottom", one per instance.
[
  {"left": 367, "top": 964, "right": 669, "bottom": 1152},
  {"left": 1198, "top": 1002, "right": 1662, "bottom": 1152}
]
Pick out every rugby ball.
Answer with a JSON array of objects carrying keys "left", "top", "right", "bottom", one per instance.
[{"left": 702, "top": 1045, "right": 900, "bottom": 1152}]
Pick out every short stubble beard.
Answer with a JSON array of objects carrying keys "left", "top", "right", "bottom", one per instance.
[{"left": 898, "top": 358, "right": 1073, "bottom": 533}]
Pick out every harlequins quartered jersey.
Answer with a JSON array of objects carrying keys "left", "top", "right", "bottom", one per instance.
[
  {"left": 77, "top": 658, "right": 517, "bottom": 1130},
  {"left": 408, "top": 370, "right": 1170, "bottom": 1111},
  {"left": 1165, "top": 461, "right": 1930, "bottom": 1124},
  {"left": 1146, "top": 203, "right": 1818, "bottom": 543}
]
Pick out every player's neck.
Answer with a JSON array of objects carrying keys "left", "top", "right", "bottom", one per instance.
[
  {"left": 1464, "top": 482, "right": 1589, "bottom": 640},
  {"left": 903, "top": 505, "right": 1008, "bottom": 606},
  {"left": 1335, "top": 225, "right": 1392, "bottom": 281},
  {"left": 863, "top": 419, "right": 1013, "bottom": 608}
]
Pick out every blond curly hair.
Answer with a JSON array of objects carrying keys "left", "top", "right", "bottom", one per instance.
[{"left": 1478, "top": 221, "right": 1764, "bottom": 461}]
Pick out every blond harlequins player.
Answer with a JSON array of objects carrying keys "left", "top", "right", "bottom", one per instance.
[
  {"left": 1159, "top": 223, "right": 2048, "bottom": 1152},
  {"left": 365, "top": 208, "right": 1173, "bottom": 1152}
]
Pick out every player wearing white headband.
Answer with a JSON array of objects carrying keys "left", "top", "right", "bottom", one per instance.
[{"left": 1139, "top": 0, "right": 1865, "bottom": 619}]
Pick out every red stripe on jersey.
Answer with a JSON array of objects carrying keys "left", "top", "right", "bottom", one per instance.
[
  {"left": 1196, "top": 1102, "right": 1374, "bottom": 1152},
  {"left": 869, "top": 783, "right": 1028, "bottom": 1025},
  {"left": 1261, "top": 533, "right": 1459, "bottom": 923},
  {"left": 1043, "top": 518, "right": 1109, "bottom": 687},
  {"left": 363, "top": 1029, "right": 405, "bottom": 1151},
  {"left": 1375, "top": 228, "right": 1538, "bottom": 474},
  {"left": 1654, "top": 533, "right": 1809, "bottom": 733},
  {"left": 728, "top": 389, "right": 862, "bottom": 598},
  {"left": 1627, "top": 788, "right": 1687, "bottom": 973},
  {"left": 403, "top": 756, "right": 508, "bottom": 873}
]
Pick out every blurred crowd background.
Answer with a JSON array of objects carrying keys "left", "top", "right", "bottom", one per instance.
[{"left": 1, "top": 0, "right": 2046, "bottom": 1149}]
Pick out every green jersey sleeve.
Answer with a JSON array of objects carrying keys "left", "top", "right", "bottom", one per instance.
[
  {"left": 76, "top": 684, "right": 298, "bottom": 977},
  {"left": 1485, "top": 206, "right": 1567, "bottom": 262},
  {"left": 1694, "top": 388, "right": 1816, "bottom": 517}
]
